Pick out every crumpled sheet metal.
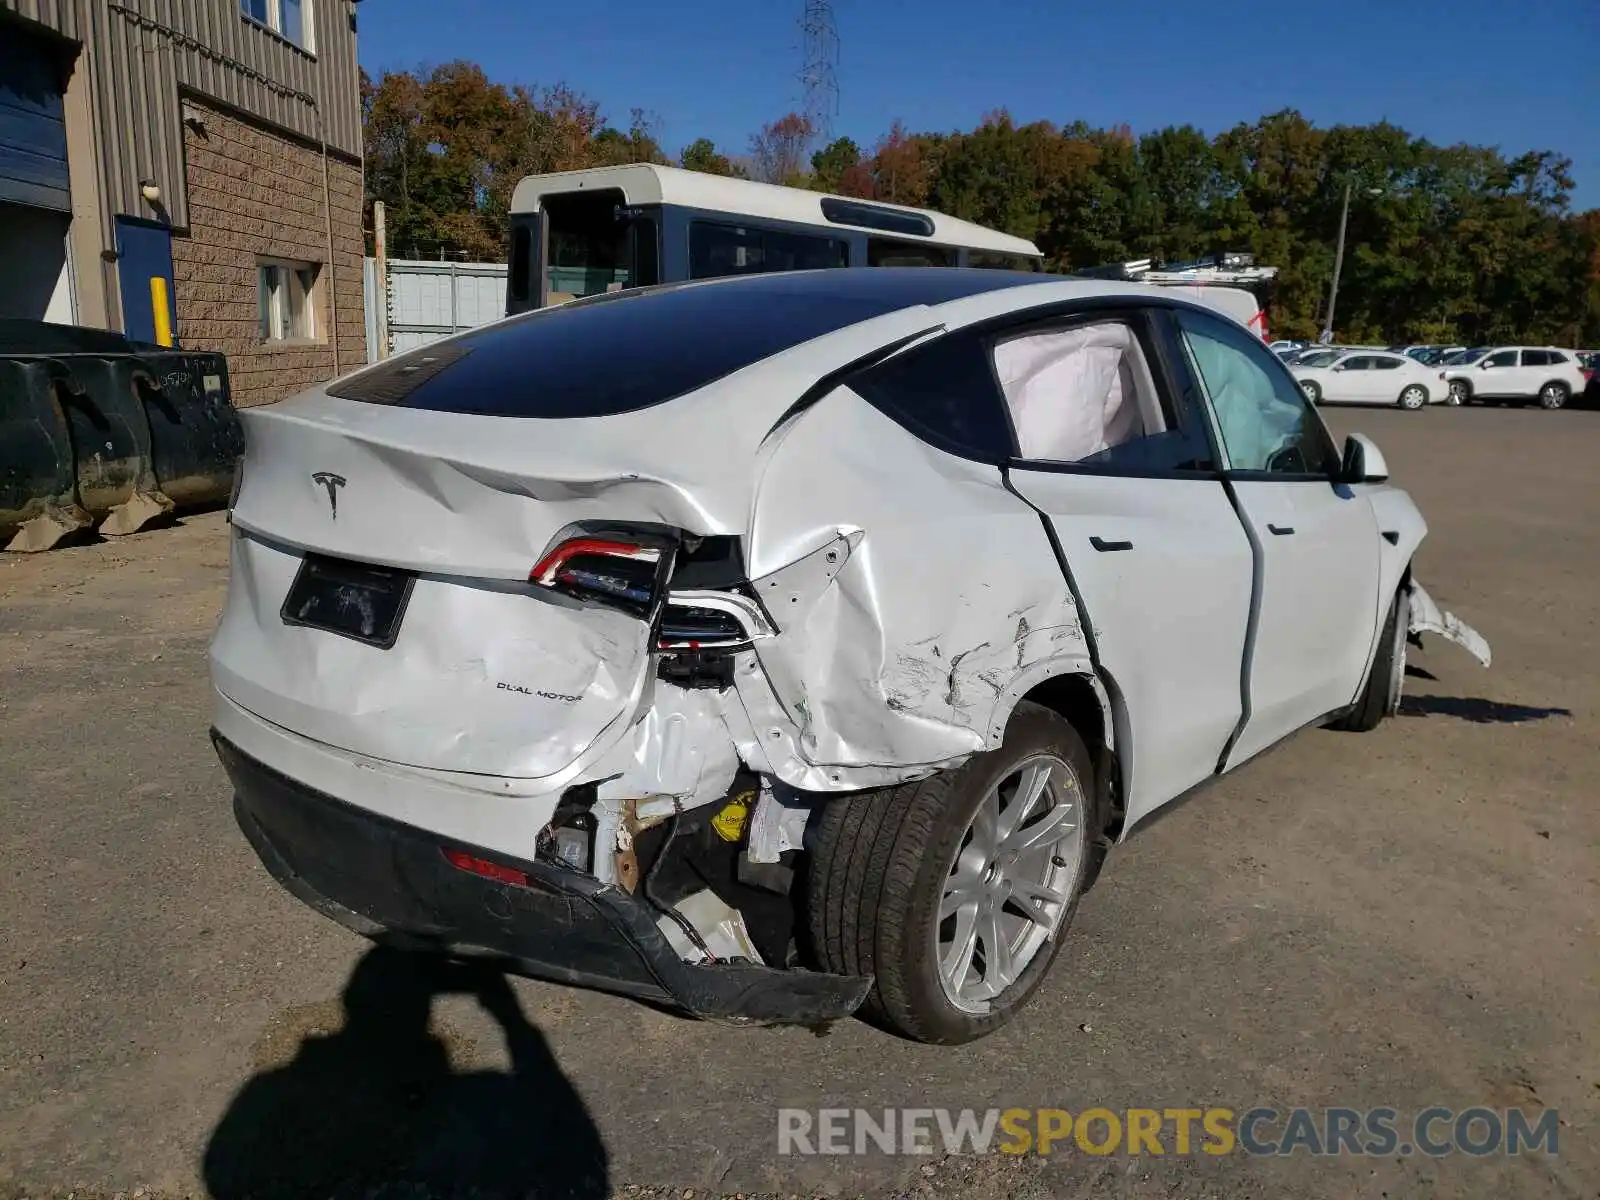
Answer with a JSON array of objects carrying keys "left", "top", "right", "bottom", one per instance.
[
  {"left": 732, "top": 387, "right": 1097, "bottom": 789},
  {"left": 1408, "top": 580, "right": 1492, "bottom": 668},
  {"left": 214, "top": 530, "right": 655, "bottom": 780}
]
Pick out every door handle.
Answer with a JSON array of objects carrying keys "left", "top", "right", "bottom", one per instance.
[
  {"left": 1267, "top": 523, "right": 1295, "bottom": 536},
  {"left": 1089, "top": 536, "right": 1134, "bottom": 552}
]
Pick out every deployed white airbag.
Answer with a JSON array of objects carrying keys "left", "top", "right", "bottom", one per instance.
[{"left": 992, "top": 323, "right": 1141, "bottom": 462}]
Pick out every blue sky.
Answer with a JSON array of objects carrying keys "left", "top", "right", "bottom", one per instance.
[{"left": 358, "top": 0, "right": 1600, "bottom": 208}]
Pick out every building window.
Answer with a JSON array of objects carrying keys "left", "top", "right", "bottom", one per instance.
[
  {"left": 241, "top": 0, "right": 312, "bottom": 51},
  {"left": 258, "top": 261, "right": 320, "bottom": 342}
]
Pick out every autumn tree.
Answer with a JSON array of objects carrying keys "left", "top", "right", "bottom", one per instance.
[{"left": 749, "top": 113, "right": 814, "bottom": 186}]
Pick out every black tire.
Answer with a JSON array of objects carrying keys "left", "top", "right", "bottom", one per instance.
[
  {"left": 806, "top": 702, "right": 1099, "bottom": 1044},
  {"left": 1333, "top": 587, "right": 1408, "bottom": 732},
  {"left": 1398, "top": 384, "right": 1427, "bottom": 410},
  {"left": 1299, "top": 379, "right": 1322, "bottom": 404},
  {"left": 1447, "top": 379, "right": 1470, "bottom": 406},
  {"left": 1538, "top": 381, "right": 1569, "bottom": 410}
]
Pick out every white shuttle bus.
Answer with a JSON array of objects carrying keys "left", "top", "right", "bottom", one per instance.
[{"left": 503, "top": 163, "right": 1044, "bottom": 314}]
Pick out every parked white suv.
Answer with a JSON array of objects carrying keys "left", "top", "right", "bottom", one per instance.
[
  {"left": 1442, "top": 347, "right": 1586, "bottom": 409},
  {"left": 209, "top": 270, "right": 1490, "bottom": 1043}
]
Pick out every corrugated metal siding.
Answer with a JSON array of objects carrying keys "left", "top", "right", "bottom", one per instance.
[{"left": 1, "top": 0, "right": 359, "bottom": 234}]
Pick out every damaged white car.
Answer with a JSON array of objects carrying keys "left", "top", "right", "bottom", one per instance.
[{"left": 209, "top": 269, "right": 1490, "bottom": 1044}]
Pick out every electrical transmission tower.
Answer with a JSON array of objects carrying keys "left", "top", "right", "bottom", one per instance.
[{"left": 799, "top": 0, "right": 839, "bottom": 145}]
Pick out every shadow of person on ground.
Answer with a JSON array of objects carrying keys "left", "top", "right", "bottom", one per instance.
[
  {"left": 204, "top": 946, "right": 608, "bottom": 1200},
  {"left": 1400, "top": 694, "right": 1573, "bottom": 724}
]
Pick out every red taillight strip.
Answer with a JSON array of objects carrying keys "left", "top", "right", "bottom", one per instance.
[
  {"left": 529, "top": 538, "right": 660, "bottom": 586},
  {"left": 443, "top": 847, "right": 530, "bottom": 888}
]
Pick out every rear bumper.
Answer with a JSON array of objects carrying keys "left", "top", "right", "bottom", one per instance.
[{"left": 214, "top": 732, "right": 871, "bottom": 1026}]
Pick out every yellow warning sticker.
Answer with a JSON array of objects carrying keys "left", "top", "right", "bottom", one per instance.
[{"left": 711, "top": 789, "right": 756, "bottom": 843}]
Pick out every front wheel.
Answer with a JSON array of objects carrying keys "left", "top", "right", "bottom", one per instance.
[
  {"left": 1447, "top": 380, "right": 1469, "bottom": 406},
  {"left": 1398, "top": 384, "right": 1427, "bottom": 410},
  {"left": 1332, "top": 586, "right": 1409, "bottom": 732},
  {"left": 1539, "top": 381, "right": 1569, "bottom": 410},
  {"left": 1300, "top": 379, "right": 1322, "bottom": 404},
  {"left": 806, "top": 703, "right": 1099, "bottom": 1044}
]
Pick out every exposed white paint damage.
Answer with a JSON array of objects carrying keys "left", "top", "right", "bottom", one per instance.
[{"left": 1408, "top": 581, "right": 1492, "bottom": 668}]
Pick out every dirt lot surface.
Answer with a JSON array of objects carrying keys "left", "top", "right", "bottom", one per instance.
[{"left": 0, "top": 407, "right": 1596, "bottom": 1199}]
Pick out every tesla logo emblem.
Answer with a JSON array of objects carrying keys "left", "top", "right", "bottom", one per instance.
[{"left": 311, "top": 471, "right": 346, "bottom": 519}]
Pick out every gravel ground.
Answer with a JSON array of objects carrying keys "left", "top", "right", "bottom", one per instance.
[{"left": 0, "top": 406, "right": 1595, "bottom": 1199}]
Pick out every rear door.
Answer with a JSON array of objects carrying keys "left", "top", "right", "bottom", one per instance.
[
  {"left": 1330, "top": 354, "right": 1380, "bottom": 402},
  {"left": 1170, "top": 308, "right": 1381, "bottom": 769},
  {"left": 1477, "top": 348, "right": 1520, "bottom": 397},
  {"left": 1001, "top": 306, "right": 1254, "bottom": 825},
  {"left": 1366, "top": 353, "right": 1409, "bottom": 402}
]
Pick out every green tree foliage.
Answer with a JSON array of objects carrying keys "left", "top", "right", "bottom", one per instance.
[
  {"left": 679, "top": 137, "right": 743, "bottom": 178},
  {"left": 364, "top": 68, "right": 1599, "bottom": 344}
]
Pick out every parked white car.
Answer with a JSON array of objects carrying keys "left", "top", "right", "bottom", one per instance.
[
  {"left": 1442, "top": 347, "right": 1587, "bottom": 409},
  {"left": 209, "top": 270, "right": 1490, "bottom": 1044},
  {"left": 1292, "top": 349, "right": 1444, "bottom": 409}
]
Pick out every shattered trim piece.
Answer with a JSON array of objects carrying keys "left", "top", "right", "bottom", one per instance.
[{"left": 1408, "top": 581, "right": 1491, "bottom": 668}]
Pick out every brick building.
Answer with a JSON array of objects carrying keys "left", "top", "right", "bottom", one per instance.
[{"left": 0, "top": 0, "right": 364, "bottom": 407}]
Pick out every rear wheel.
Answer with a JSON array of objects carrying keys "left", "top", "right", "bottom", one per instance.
[
  {"left": 1333, "top": 586, "right": 1408, "bottom": 732},
  {"left": 807, "top": 703, "right": 1098, "bottom": 1044},
  {"left": 1398, "top": 384, "right": 1427, "bottom": 410},
  {"left": 1539, "top": 381, "right": 1569, "bottom": 410},
  {"left": 1447, "top": 379, "right": 1470, "bottom": 406},
  {"left": 1300, "top": 380, "right": 1322, "bottom": 404}
]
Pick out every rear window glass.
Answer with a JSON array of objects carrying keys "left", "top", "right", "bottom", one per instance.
[{"left": 328, "top": 270, "right": 1031, "bottom": 418}]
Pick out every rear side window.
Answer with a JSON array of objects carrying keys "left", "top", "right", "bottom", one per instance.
[{"left": 850, "top": 331, "right": 1014, "bottom": 463}]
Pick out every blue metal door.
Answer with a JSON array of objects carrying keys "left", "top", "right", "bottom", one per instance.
[{"left": 116, "top": 217, "right": 177, "bottom": 346}]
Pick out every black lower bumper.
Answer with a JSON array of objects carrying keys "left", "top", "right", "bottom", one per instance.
[{"left": 214, "top": 733, "right": 870, "bottom": 1025}]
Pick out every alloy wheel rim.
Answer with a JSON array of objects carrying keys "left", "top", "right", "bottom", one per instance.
[
  {"left": 1300, "top": 382, "right": 1317, "bottom": 400},
  {"left": 1542, "top": 384, "right": 1564, "bottom": 408},
  {"left": 1402, "top": 387, "right": 1424, "bottom": 408},
  {"left": 935, "top": 754, "right": 1085, "bottom": 1014}
]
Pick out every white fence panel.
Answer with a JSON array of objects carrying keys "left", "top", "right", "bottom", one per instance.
[{"left": 364, "top": 257, "right": 509, "bottom": 362}]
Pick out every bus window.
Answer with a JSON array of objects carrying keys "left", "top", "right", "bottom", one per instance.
[
  {"left": 689, "top": 222, "right": 849, "bottom": 279},
  {"left": 967, "top": 250, "right": 1041, "bottom": 272},
  {"left": 868, "top": 238, "right": 955, "bottom": 267},
  {"left": 542, "top": 189, "right": 660, "bottom": 302}
]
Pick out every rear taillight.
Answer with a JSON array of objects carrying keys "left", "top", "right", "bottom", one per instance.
[
  {"left": 531, "top": 532, "right": 776, "bottom": 688},
  {"left": 531, "top": 537, "right": 665, "bottom": 616},
  {"left": 657, "top": 590, "right": 774, "bottom": 650}
]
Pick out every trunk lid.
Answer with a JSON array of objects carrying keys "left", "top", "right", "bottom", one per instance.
[{"left": 213, "top": 394, "right": 748, "bottom": 780}]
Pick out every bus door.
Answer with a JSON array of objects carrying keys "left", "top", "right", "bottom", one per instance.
[{"left": 506, "top": 189, "right": 659, "bottom": 316}]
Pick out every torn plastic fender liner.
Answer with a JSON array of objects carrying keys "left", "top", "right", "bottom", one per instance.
[{"left": 1407, "top": 581, "right": 1491, "bottom": 668}]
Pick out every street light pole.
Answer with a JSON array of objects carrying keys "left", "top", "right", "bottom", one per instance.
[{"left": 1321, "top": 178, "right": 1352, "bottom": 344}]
